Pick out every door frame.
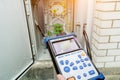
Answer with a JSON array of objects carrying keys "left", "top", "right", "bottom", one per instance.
[{"left": 74, "top": 0, "right": 95, "bottom": 47}]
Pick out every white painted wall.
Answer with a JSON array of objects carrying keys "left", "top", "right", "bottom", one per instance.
[{"left": 74, "top": 0, "right": 94, "bottom": 48}]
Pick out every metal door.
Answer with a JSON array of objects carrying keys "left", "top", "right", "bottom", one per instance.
[{"left": 0, "top": 0, "right": 34, "bottom": 79}]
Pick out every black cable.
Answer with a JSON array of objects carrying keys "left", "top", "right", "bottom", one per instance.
[
  {"left": 36, "top": 25, "right": 45, "bottom": 37},
  {"left": 83, "top": 25, "right": 92, "bottom": 60}
]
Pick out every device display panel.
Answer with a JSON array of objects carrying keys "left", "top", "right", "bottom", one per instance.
[{"left": 52, "top": 38, "right": 79, "bottom": 55}]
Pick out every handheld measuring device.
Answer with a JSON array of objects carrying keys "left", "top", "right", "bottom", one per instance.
[{"left": 46, "top": 34, "right": 104, "bottom": 80}]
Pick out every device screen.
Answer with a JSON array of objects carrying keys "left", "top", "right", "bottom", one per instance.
[{"left": 53, "top": 38, "right": 79, "bottom": 55}]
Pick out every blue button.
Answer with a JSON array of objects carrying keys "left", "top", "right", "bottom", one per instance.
[
  {"left": 70, "top": 62, "right": 74, "bottom": 67},
  {"left": 80, "top": 59, "right": 84, "bottom": 62},
  {"left": 79, "top": 66, "right": 83, "bottom": 69},
  {"left": 78, "top": 55, "right": 81, "bottom": 58},
  {"left": 77, "top": 75, "right": 81, "bottom": 79},
  {"left": 83, "top": 73, "right": 87, "bottom": 77},
  {"left": 88, "top": 63, "right": 91, "bottom": 66},
  {"left": 76, "top": 60, "right": 80, "bottom": 64},
  {"left": 84, "top": 58, "right": 89, "bottom": 61},
  {"left": 89, "top": 70, "right": 95, "bottom": 75},
  {"left": 73, "top": 66, "right": 78, "bottom": 70},
  {"left": 65, "top": 60, "right": 69, "bottom": 65},
  {"left": 60, "top": 60, "right": 64, "bottom": 65},
  {"left": 83, "top": 63, "right": 87, "bottom": 67},
  {"left": 64, "top": 66, "right": 70, "bottom": 73}
]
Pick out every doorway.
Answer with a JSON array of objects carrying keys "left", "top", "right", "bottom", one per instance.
[
  {"left": 20, "top": 0, "right": 94, "bottom": 79},
  {"left": 26, "top": 0, "right": 94, "bottom": 61}
]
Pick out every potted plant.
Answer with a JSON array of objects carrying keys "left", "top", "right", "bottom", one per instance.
[{"left": 52, "top": 23, "right": 66, "bottom": 36}]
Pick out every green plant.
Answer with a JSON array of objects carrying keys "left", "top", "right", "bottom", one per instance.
[
  {"left": 52, "top": 23, "right": 64, "bottom": 35},
  {"left": 47, "top": 30, "right": 52, "bottom": 36}
]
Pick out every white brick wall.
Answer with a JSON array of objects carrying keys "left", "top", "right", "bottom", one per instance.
[
  {"left": 93, "top": 32, "right": 109, "bottom": 43},
  {"left": 115, "top": 56, "right": 120, "bottom": 61},
  {"left": 118, "top": 43, "right": 120, "bottom": 48},
  {"left": 92, "top": 0, "right": 120, "bottom": 68},
  {"left": 96, "top": 28, "right": 120, "bottom": 36},
  {"left": 94, "top": 41, "right": 117, "bottom": 49},
  {"left": 96, "top": 0, "right": 117, "bottom": 1},
  {"left": 96, "top": 2, "right": 115, "bottom": 11},
  {"left": 94, "top": 62, "right": 105, "bottom": 68},
  {"left": 92, "top": 38, "right": 118, "bottom": 49},
  {"left": 105, "top": 62, "right": 120, "bottom": 67},
  {"left": 113, "top": 20, "right": 120, "bottom": 28},
  {"left": 94, "top": 18, "right": 112, "bottom": 28},
  {"left": 94, "top": 56, "right": 114, "bottom": 62},
  {"left": 107, "top": 49, "right": 120, "bottom": 55},
  {"left": 116, "top": 2, "right": 120, "bottom": 10},
  {"left": 92, "top": 45, "right": 107, "bottom": 56},
  {"left": 97, "top": 11, "right": 120, "bottom": 20},
  {"left": 110, "top": 36, "right": 120, "bottom": 42}
]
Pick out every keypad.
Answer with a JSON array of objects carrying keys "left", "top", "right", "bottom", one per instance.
[
  {"left": 83, "top": 73, "right": 87, "bottom": 77},
  {"left": 60, "top": 60, "right": 64, "bottom": 65},
  {"left": 80, "top": 59, "right": 84, "bottom": 62},
  {"left": 57, "top": 50, "right": 98, "bottom": 80},
  {"left": 70, "top": 62, "right": 74, "bottom": 67},
  {"left": 89, "top": 70, "right": 95, "bottom": 75},
  {"left": 79, "top": 66, "right": 83, "bottom": 70},
  {"left": 77, "top": 75, "right": 81, "bottom": 79},
  {"left": 73, "top": 66, "right": 78, "bottom": 70},
  {"left": 88, "top": 63, "right": 91, "bottom": 66},
  {"left": 64, "top": 66, "right": 70, "bottom": 73},
  {"left": 65, "top": 60, "right": 69, "bottom": 65},
  {"left": 84, "top": 58, "right": 89, "bottom": 61},
  {"left": 83, "top": 63, "right": 87, "bottom": 67},
  {"left": 76, "top": 60, "right": 80, "bottom": 64},
  {"left": 78, "top": 55, "right": 81, "bottom": 58}
]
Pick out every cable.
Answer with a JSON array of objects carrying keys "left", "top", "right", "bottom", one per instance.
[
  {"left": 83, "top": 24, "right": 92, "bottom": 60},
  {"left": 36, "top": 25, "right": 45, "bottom": 37}
]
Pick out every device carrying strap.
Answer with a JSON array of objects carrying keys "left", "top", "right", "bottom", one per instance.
[{"left": 83, "top": 24, "right": 92, "bottom": 61}]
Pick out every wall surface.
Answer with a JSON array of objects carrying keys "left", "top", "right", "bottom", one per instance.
[{"left": 92, "top": 0, "right": 120, "bottom": 67}]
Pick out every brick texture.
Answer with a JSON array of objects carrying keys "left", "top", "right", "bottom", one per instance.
[
  {"left": 93, "top": 32, "right": 109, "bottom": 43},
  {"left": 94, "top": 54, "right": 114, "bottom": 62},
  {"left": 96, "top": 3, "right": 115, "bottom": 11},
  {"left": 105, "top": 62, "right": 120, "bottom": 67},
  {"left": 96, "top": 0, "right": 117, "bottom": 1},
  {"left": 94, "top": 41, "right": 117, "bottom": 49},
  {"left": 97, "top": 11, "right": 120, "bottom": 20},
  {"left": 107, "top": 49, "right": 120, "bottom": 56},
  {"left": 94, "top": 18, "right": 112, "bottom": 28},
  {"left": 116, "top": 2, "right": 120, "bottom": 10},
  {"left": 119, "top": 43, "right": 120, "bottom": 48},
  {"left": 92, "top": 45, "right": 107, "bottom": 56},
  {"left": 115, "top": 56, "right": 120, "bottom": 61},
  {"left": 96, "top": 28, "right": 120, "bottom": 36},
  {"left": 92, "top": 0, "right": 120, "bottom": 68},
  {"left": 110, "top": 36, "right": 120, "bottom": 42},
  {"left": 113, "top": 20, "right": 120, "bottom": 28}
]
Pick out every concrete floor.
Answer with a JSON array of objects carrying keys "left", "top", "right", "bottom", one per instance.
[
  {"left": 20, "top": 61, "right": 54, "bottom": 80},
  {"left": 99, "top": 68, "right": 120, "bottom": 80},
  {"left": 20, "top": 60, "right": 120, "bottom": 80}
]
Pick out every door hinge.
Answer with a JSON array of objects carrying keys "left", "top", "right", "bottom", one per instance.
[{"left": 24, "top": 0, "right": 30, "bottom": 16}]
